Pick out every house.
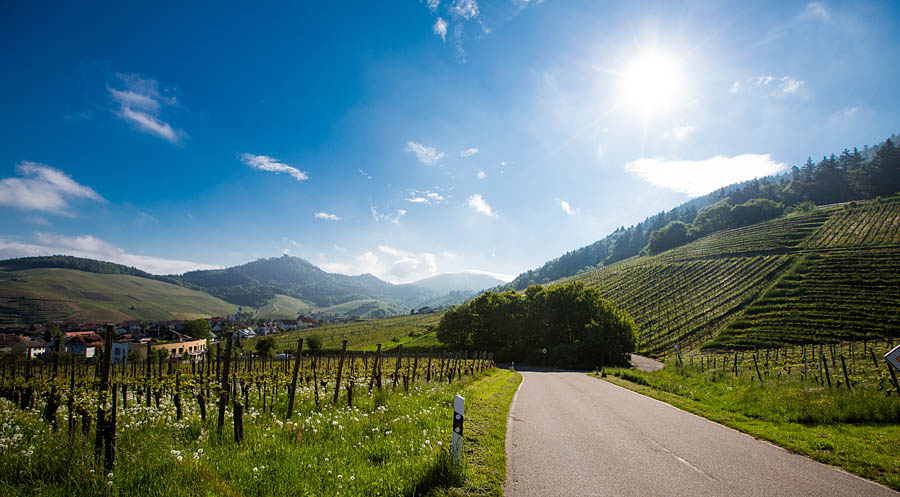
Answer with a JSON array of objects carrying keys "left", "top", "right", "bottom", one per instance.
[
  {"left": 111, "top": 341, "right": 130, "bottom": 364},
  {"left": 233, "top": 328, "right": 256, "bottom": 339},
  {"left": 281, "top": 320, "right": 300, "bottom": 331},
  {"left": 1, "top": 334, "right": 47, "bottom": 359},
  {"left": 64, "top": 333, "right": 103, "bottom": 358},
  {"left": 127, "top": 337, "right": 208, "bottom": 361}
]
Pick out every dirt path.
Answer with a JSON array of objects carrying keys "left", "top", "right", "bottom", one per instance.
[{"left": 505, "top": 370, "right": 898, "bottom": 497}]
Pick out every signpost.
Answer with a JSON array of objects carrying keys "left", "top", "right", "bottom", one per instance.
[
  {"left": 451, "top": 395, "right": 464, "bottom": 466},
  {"left": 885, "top": 345, "right": 900, "bottom": 392}
]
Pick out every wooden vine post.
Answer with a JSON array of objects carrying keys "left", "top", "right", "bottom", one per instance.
[
  {"left": 217, "top": 332, "right": 233, "bottom": 435},
  {"left": 368, "top": 344, "right": 381, "bottom": 393},
  {"left": 333, "top": 340, "right": 348, "bottom": 406},
  {"left": 95, "top": 324, "right": 115, "bottom": 471},
  {"left": 286, "top": 338, "right": 304, "bottom": 420}
]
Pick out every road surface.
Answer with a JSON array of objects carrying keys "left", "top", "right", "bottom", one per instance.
[{"left": 505, "top": 370, "right": 898, "bottom": 497}]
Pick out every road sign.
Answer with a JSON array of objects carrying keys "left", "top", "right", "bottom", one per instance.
[
  {"left": 451, "top": 395, "right": 464, "bottom": 465},
  {"left": 885, "top": 344, "right": 900, "bottom": 373}
]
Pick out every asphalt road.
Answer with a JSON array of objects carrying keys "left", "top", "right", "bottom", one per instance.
[{"left": 505, "top": 370, "right": 898, "bottom": 497}]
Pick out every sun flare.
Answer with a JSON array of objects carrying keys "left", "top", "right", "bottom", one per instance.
[{"left": 620, "top": 51, "right": 683, "bottom": 119}]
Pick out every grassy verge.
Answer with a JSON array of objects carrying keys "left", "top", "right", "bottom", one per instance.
[
  {"left": 431, "top": 368, "right": 522, "bottom": 497},
  {"left": 593, "top": 367, "right": 900, "bottom": 490}
]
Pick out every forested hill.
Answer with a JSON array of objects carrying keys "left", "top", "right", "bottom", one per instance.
[
  {"left": 501, "top": 134, "right": 900, "bottom": 290},
  {"left": 0, "top": 256, "right": 180, "bottom": 284},
  {"left": 178, "top": 255, "right": 437, "bottom": 309}
]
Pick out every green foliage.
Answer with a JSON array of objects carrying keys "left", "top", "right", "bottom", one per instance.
[
  {"left": 181, "top": 319, "right": 211, "bottom": 339},
  {"left": 306, "top": 333, "right": 323, "bottom": 354},
  {"left": 646, "top": 221, "right": 689, "bottom": 255},
  {"left": 254, "top": 336, "right": 276, "bottom": 357},
  {"left": 437, "top": 282, "right": 636, "bottom": 367}
]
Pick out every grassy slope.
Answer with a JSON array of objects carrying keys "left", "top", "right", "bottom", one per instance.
[
  {"left": 563, "top": 197, "right": 900, "bottom": 353},
  {"left": 0, "top": 268, "right": 237, "bottom": 324},
  {"left": 253, "top": 294, "right": 316, "bottom": 320},
  {"left": 242, "top": 313, "right": 444, "bottom": 353},
  {"left": 594, "top": 367, "right": 900, "bottom": 491}
]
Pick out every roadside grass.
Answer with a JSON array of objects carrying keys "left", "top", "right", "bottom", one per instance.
[
  {"left": 0, "top": 368, "right": 518, "bottom": 497},
  {"left": 430, "top": 368, "right": 521, "bottom": 497},
  {"left": 593, "top": 366, "right": 900, "bottom": 490}
]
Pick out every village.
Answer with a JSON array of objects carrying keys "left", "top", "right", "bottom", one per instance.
[{"left": 0, "top": 314, "right": 321, "bottom": 363}]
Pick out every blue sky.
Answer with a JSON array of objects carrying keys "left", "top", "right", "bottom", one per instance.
[{"left": 1, "top": 0, "right": 898, "bottom": 282}]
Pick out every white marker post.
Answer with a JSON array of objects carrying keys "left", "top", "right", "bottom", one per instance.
[{"left": 451, "top": 394, "right": 464, "bottom": 466}]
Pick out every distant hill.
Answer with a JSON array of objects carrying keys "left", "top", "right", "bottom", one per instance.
[
  {"left": 0, "top": 266, "right": 237, "bottom": 325},
  {"left": 559, "top": 196, "right": 900, "bottom": 354},
  {"left": 410, "top": 272, "right": 505, "bottom": 294},
  {"left": 177, "top": 255, "right": 437, "bottom": 309}
]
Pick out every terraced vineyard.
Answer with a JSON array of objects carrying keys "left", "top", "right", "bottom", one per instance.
[{"left": 565, "top": 197, "right": 900, "bottom": 354}]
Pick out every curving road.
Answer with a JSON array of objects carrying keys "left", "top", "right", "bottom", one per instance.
[{"left": 505, "top": 370, "right": 899, "bottom": 497}]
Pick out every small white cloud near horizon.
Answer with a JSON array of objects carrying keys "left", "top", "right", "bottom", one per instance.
[
  {"left": 460, "top": 147, "right": 479, "bottom": 157},
  {"left": 0, "top": 162, "right": 104, "bottom": 215},
  {"left": 319, "top": 245, "right": 441, "bottom": 283},
  {"left": 405, "top": 141, "right": 445, "bottom": 166},
  {"left": 0, "top": 232, "right": 221, "bottom": 275},
  {"left": 666, "top": 124, "right": 696, "bottom": 141},
  {"left": 803, "top": 2, "right": 829, "bottom": 23},
  {"left": 467, "top": 194, "right": 494, "bottom": 216},
  {"left": 558, "top": 200, "right": 579, "bottom": 216},
  {"left": 476, "top": 170, "right": 486, "bottom": 180},
  {"left": 433, "top": 17, "right": 448, "bottom": 42},
  {"left": 462, "top": 268, "right": 514, "bottom": 282},
  {"left": 240, "top": 153, "right": 309, "bottom": 182},
  {"left": 370, "top": 205, "right": 406, "bottom": 224},
  {"left": 625, "top": 154, "right": 787, "bottom": 198},
  {"left": 108, "top": 73, "right": 186, "bottom": 144},
  {"left": 743, "top": 75, "right": 806, "bottom": 97},
  {"left": 406, "top": 190, "right": 445, "bottom": 205},
  {"left": 314, "top": 212, "right": 342, "bottom": 221}
]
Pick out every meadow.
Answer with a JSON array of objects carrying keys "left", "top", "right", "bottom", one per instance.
[{"left": 0, "top": 336, "right": 517, "bottom": 497}]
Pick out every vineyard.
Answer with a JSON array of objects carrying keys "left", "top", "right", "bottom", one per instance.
[
  {"left": 0, "top": 327, "right": 501, "bottom": 497},
  {"left": 565, "top": 197, "right": 900, "bottom": 354}
]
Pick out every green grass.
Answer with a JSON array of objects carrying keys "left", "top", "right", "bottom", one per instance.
[
  {"left": 594, "top": 363, "right": 900, "bottom": 490},
  {"left": 253, "top": 294, "right": 316, "bottom": 320},
  {"left": 431, "top": 368, "right": 521, "bottom": 497},
  {"left": 243, "top": 313, "right": 444, "bottom": 353},
  {"left": 0, "top": 268, "right": 237, "bottom": 325},
  {"left": 0, "top": 368, "right": 519, "bottom": 497}
]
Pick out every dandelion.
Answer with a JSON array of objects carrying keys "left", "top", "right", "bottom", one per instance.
[
  {"left": 253, "top": 467, "right": 259, "bottom": 473},
  {"left": 177, "top": 455, "right": 183, "bottom": 462}
]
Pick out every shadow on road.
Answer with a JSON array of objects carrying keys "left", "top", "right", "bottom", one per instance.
[{"left": 496, "top": 353, "right": 663, "bottom": 373}]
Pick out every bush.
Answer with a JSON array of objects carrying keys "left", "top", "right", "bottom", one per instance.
[{"left": 306, "top": 333, "right": 323, "bottom": 354}]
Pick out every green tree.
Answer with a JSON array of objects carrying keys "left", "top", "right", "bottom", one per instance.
[
  {"left": 255, "top": 336, "right": 276, "bottom": 357},
  {"left": 306, "top": 333, "right": 324, "bottom": 354},
  {"left": 646, "top": 221, "right": 689, "bottom": 255},
  {"left": 182, "top": 319, "right": 212, "bottom": 339}
]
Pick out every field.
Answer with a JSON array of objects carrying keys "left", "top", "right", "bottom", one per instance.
[
  {"left": 243, "top": 313, "right": 444, "bottom": 354},
  {"left": 597, "top": 336, "right": 900, "bottom": 489},
  {"left": 564, "top": 197, "right": 900, "bottom": 354},
  {"left": 0, "top": 339, "right": 516, "bottom": 497},
  {"left": 0, "top": 268, "right": 237, "bottom": 325},
  {"left": 253, "top": 296, "right": 407, "bottom": 321}
]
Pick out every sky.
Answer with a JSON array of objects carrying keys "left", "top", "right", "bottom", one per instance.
[{"left": 1, "top": 1, "right": 899, "bottom": 283}]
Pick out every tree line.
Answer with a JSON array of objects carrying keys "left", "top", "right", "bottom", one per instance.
[{"left": 437, "top": 282, "right": 637, "bottom": 368}]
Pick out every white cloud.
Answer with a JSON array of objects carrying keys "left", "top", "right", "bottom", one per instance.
[
  {"left": 451, "top": 0, "right": 479, "bottom": 19},
  {"left": 666, "top": 124, "right": 696, "bottom": 141},
  {"left": 803, "top": 2, "right": 829, "bottom": 23},
  {"left": 777, "top": 76, "right": 804, "bottom": 95},
  {"left": 0, "top": 162, "right": 104, "bottom": 215},
  {"left": 625, "top": 154, "right": 787, "bottom": 198},
  {"left": 476, "top": 170, "right": 486, "bottom": 180},
  {"left": 433, "top": 17, "right": 448, "bottom": 42},
  {"left": 320, "top": 245, "right": 439, "bottom": 283},
  {"left": 0, "top": 232, "right": 220, "bottom": 275},
  {"left": 240, "top": 153, "right": 309, "bottom": 182},
  {"left": 467, "top": 194, "right": 494, "bottom": 217},
  {"left": 427, "top": 0, "right": 440, "bottom": 12},
  {"left": 314, "top": 212, "right": 342, "bottom": 221},
  {"left": 358, "top": 169, "right": 372, "bottom": 180},
  {"left": 745, "top": 75, "right": 805, "bottom": 97},
  {"left": 108, "top": 73, "right": 185, "bottom": 144},
  {"left": 730, "top": 81, "right": 741, "bottom": 94},
  {"left": 405, "top": 141, "right": 445, "bottom": 166},
  {"left": 406, "top": 190, "right": 445, "bottom": 205},
  {"left": 460, "top": 147, "right": 478, "bottom": 157},
  {"left": 558, "top": 200, "right": 579, "bottom": 216},
  {"left": 370, "top": 205, "right": 406, "bottom": 224}
]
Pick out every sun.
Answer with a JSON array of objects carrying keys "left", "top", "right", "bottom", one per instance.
[{"left": 620, "top": 51, "right": 683, "bottom": 119}]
